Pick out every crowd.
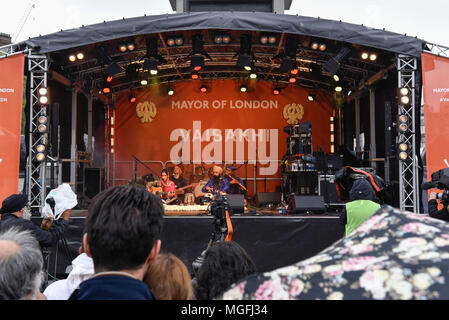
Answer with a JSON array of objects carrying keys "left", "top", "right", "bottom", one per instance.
[{"left": 1, "top": 171, "right": 448, "bottom": 300}]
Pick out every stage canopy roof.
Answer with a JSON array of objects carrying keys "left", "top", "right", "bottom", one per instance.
[{"left": 16, "top": 11, "right": 426, "bottom": 96}]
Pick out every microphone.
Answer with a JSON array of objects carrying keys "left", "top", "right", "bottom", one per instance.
[{"left": 422, "top": 181, "right": 437, "bottom": 190}]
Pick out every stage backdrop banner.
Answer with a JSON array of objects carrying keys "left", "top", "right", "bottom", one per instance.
[
  {"left": 114, "top": 80, "right": 333, "bottom": 187},
  {"left": 422, "top": 52, "right": 449, "bottom": 204},
  {"left": 0, "top": 54, "right": 25, "bottom": 203}
]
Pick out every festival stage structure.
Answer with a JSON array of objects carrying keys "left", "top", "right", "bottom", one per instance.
[{"left": 1, "top": 0, "right": 449, "bottom": 276}]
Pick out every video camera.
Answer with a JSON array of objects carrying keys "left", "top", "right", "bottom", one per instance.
[{"left": 422, "top": 168, "right": 449, "bottom": 201}]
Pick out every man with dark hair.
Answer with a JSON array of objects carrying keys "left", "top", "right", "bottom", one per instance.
[
  {"left": 0, "top": 227, "right": 46, "bottom": 300},
  {"left": 70, "top": 184, "right": 164, "bottom": 300},
  {"left": 0, "top": 193, "right": 71, "bottom": 248}
]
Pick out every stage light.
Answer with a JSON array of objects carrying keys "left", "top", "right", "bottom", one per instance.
[
  {"left": 35, "top": 147, "right": 46, "bottom": 162},
  {"left": 335, "top": 86, "right": 343, "bottom": 92},
  {"left": 119, "top": 43, "right": 127, "bottom": 52},
  {"left": 319, "top": 43, "right": 327, "bottom": 51},
  {"left": 191, "top": 55, "right": 204, "bottom": 71},
  {"left": 127, "top": 42, "right": 136, "bottom": 51},
  {"left": 222, "top": 35, "right": 231, "bottom": 44},
  {"left": 310, "top": 39, "right": 327, "bottom": 51},
  {"left": 38, "top": 87, "right": 49, "bottom": 104},
  {"left": 166, "top": 38, "right": 175, "bottom": 47},
  {"left": 38, "top": 123, "right": 47, "bottom": 133},
  {"left": 398, "top": 114, "right": 408, "bottom": 132},
  {"left": 166, "top": 36, "right": 183, "bottom": 47},
  {"left": 249, "top": 72, "right": 257, "bottom": 79},
  {"left": 237, "top": 54, "right": 252, "bottom": 70},
  {"left": 69, "top": 54, "right": 76, "bottom": 62},
  {"left": 399, "top": 151, "right": 408, "bottom": 161},
  {"left": 167, "top": 88, "right": 174, "bottom": 96},
  {"left": 106, "top": 75, "right": 113, "bottom": 83},
  {"left": 361, "top": 52, "right": 369, "bottom": 60},
  {"left": 140, "top": 79, "right": 148, "bottom": 86},
  {"left": 175, "top": 37, "right": 184, "bottom": 46},
  {"left": 236, "top": 34, "right": 253, "bottom": 70},
  {"left": 370, "top": 53, "right": 377, "bottom": 61},
  {"left": 268, "top": 36, "right": 277, "bottom": 44},
  {"left": 399, "top": 87, "right": 411, "bottom": 105},
  {"left": 399, "top": 143, "right": 408, "bottom": 152},
  {"left": 290, "top": 68, "right": 299, "bottom": 75},
  {"left": 240, "top": 84, "right": 247, "bottom": 92},
  {"left": 36, "top": 144, "right": 46, "bottom": 153},
  {"left": 273, "top": 88, "right": 280, "bottom": 95},
  {"left": 310, "top": 42, "right": 319, "bottom": 50},
  {"left": 398, "top": 123, "right": 408, "bottom": 132},
  {"left": 308, "top": 94, "right": 316, "bottom": 102},
  {"left": 200, "top": 85, "right": 208, "bottom": 93},
  {"left": 38, "top": 87, "right": 48, "bottom": 96},
  {"left": 143, "top": 57, "right": 158, "bottom": 75},
  {"left": 76, "top": 52, "right": 84, "bottom": 60},
  {"left": 324, "top": 47, "right": 351, "bottom": 75},
  {"left": 400, "top": 87, "right": 409, "bottom": 96},
  {"left": 191, "top": 71, "right": 199, "bottom": 80},
  {"left": 214, "top": 33, "right": 231, "bottom": 44},
  {"left": 333, "top": 74, "right": 340, "bottom": 82},
  {"left": 289, "top": 77, "right": 297, "bottom": 84},
  {"left": 214, "top": 34, "right": 223, "bottom": 44},
  {"left": 38, "top": 115, "right": 48, "bottom": 126},
  {"left": 103, "top": 87, "right": 111, "bottom": 94},
  {"left": 260, "top": 35, "right": 268, "bottom": 44},
  {"left": 128, "top": 93, "right": 136, "bottom": 103}
]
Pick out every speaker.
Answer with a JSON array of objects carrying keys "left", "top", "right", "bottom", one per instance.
[
  {"left": 226, "top": 194, "right": 245, "bottom": 214},
  {"left": 255, "top": 192, "right": 282, "bottom": 207},
  {"left": 84, "top": 167, "right": 105, "bottom": 199},
  {"left": 319, "top": 180, "right": 341, "bottom": 204},
  {"left": 287, "top": 195, "right": 325, "bottom": 214}
]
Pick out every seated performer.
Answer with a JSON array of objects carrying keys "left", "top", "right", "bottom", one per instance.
[
  {"left": 223, "top": 166, "right": 246, "bottom": 195},
  {"left": 160, "top": 169, "right": 179, "bottom": 205},
  {"left": 170, "top": 165, "right": 188, "bottom": 203},
  {"left": 202, "top": 165, "right": 231, "bottom": 195}
]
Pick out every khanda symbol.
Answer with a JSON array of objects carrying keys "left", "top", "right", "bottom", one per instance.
[
  {"left": 136, "top": 101, "right": 157, "bottom": 123},
  {"left": 283, "top": 103, "right": 304, "bottom": 125}
]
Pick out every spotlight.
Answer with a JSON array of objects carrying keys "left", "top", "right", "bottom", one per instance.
[
  {"left": 38, "top": 87, "right": 48, "bottom": 96},
  {"left": 398, "top": 114, "right": 408, "bottom": 132},
  {"left": 103, "top": 87, "right": 111, "bottom": 94},
  {"left": 127, "top": 42, "right": 136, "bottom": 51},
  {"left": 249, "top": 73, "right": 257, "bottom": 79},
  {"left": 76, "top": 52, "right": 84, "bottom": 60},
  {"left": 119, "top": 43, "right": 127, "bottom": 52},
  {"left": 399, "top": 152, "right": 408, "bottom": 161},
  {"left": 399, "top": 87, "right": 411, "bottom": 105},
  {"left": 260, "top": 35, "right": 268, "bottom": 44},
  {"left": 310, "top": 39, "right": 326, "bottom": 51},
  {"left": 361, "top": 52, "right": 369, "bottom": 60},
  {"left": 167, "top": 88, "right": 174, "bottom": 96},
  {"left": 335, "top": 86, "right": 343, "bottom": 92},
  {"left": 214, "top": 33, "right": 231, "bottom": 44},
  {"left": 273, "top": 88, "right": 280, "bottom": 95},
  {"left": 69, "top": 54, "right": 76, "bottom": 62},
  {"left": 268, "top": 36, "right": 277, "bottom": 44},
  {"left": 191, "top": 71, "right": 199, "bottom": 80},
  {"left": 175, "top": 37, "right": 184, "bottom": 46},
  {"left": 128, "top": 93, "right": 136, "bottom": 103},
  {"left": 36, "top": 144, "right": 46, "bottom": 153},
  {"left": 310, "top": 42, "right": 319, "bottom": 50},
  {"left": 400, "top": 88, "right": 409, "bottom": 96},
  {"left": 399, "top": 143, "right": 408, "bottom": 152},
  {"left": 140, "top": 79, "right": 148, "bottom": 86},
  {"left": 200, "top": 85, "right": 208, "bottom": 93},
  {"left": 35, "top": 148, "right": 46, "bottom": 162},
  {"left": 38, "top": 115, "right": 48, "bottom": 133},
  {"left": 106, "top": 75, "right": 113, "bottom": 83},
  {"left": 38, "top": 123, "right": 47, "bottom": 133},
  {"left": 38, "top": 87, "right": 48, "bottom": 104},
  {"left": 308, "top": 94, "right": 316, "bottom": 102},
  {"left": 38, "top": 115, "right": 48, "bottom": 125},
  {"left": 290, "top": 68, "right": 299, "bottom": 75},
  {"left": 222, "top": 35, "right": 231, "bottom": 44},
  {"left": 333, "top": 74, "right": 340, "bottom": 82},
  {"left": 369, "top": 53, "right": 377, "bottom": 61},
  {"left": 166, "top": 36, "right": 184, "bottom": 47},
  {"left": 166, "top": 38, "right": 175, "bottom": 47},
  {"left": 289, "top": 77, "right": 297, "bottom": 84},
  {"left": 240, "top": 85, "right": 247, "bottom": 92},
  {"left": 319, "top": 43, "right": 327, "bottom": 51}
]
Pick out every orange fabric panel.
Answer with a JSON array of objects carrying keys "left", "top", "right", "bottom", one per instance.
[
  {"left": 422, "top": 53, "right": 449, "bottom": 200},
  {"left": 114, "top": 80, "right": 333, "bottom": 190},
  {"left": 0, "top": 54, "right": 25, "bottom": 204}
]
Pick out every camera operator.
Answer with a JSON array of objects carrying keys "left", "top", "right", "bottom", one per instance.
[{"left": 428, "top": 192, "right": 449, "bottom": 221}]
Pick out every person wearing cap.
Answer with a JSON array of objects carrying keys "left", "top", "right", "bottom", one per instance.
[{"left": 0, "top": 193, "right": 71, "bottom": 248}]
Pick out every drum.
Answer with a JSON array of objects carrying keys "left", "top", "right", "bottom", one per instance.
[{"left": 184, "top": 192, "right": 195, "bottom": 205}]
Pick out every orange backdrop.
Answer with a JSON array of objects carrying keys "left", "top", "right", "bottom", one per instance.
[
  {"left": 114, "top": 80, "right": 333, "bottom": 192},
  {"left": 422, "top": 53, "right": 449, "bottom": 185},
  {"left": 0, "top": 54, "right": 25, "bottom": 203}
]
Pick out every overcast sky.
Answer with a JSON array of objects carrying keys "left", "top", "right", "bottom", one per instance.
[{"left": 1, "top": 0, "right": 449, "bottom": 47}]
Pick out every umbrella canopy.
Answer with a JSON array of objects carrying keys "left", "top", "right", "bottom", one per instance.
[{"left": 220, "top": 205, "right": 449, "bottom": 300}]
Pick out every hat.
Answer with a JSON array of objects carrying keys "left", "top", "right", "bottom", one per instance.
[{"left": 0, "top": 194, "right": 28, "bottom": 214}]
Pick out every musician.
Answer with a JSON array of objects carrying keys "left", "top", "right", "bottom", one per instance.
[
  {"left": 160, "top": 169, "right": 179, "bottom": 204},
  {"left": 223, "top": 166, "right": 246, "bottom": 195},
  {"left": 171, "top": 166, "right": 188, "bottom": 203},
  {"left": 202, "top": 165, "right": 231, "bottom": 195}
]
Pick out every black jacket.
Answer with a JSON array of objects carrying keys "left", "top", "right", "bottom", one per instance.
[
  {"left": 0, "top": 213, "right": 69, "bottom": 248},
  {"left": 428, "top": 199, "right": 449, "bottom": 222}
]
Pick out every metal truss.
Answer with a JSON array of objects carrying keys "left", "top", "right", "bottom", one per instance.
[
  {"left": 27, "top": 54, "right": 48, "bottom": 210},
  {"left": 397, "top": 55, "right": 419, "bottom": 213},
  {"left": 423, "top": 42, "right": 449, "bottom": 58}
]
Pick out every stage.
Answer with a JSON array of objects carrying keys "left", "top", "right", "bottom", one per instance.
[{"left": 37, "top": 210, "right": 345, "bottom": 277}]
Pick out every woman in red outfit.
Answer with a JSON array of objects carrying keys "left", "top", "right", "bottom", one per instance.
[{"left": 160, "top": 169, "right": 177, "bottom": 204}]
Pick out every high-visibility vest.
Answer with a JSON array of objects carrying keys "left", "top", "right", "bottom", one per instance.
[{"left": 345, "top": 200, "right": 381, "bottom": 236}]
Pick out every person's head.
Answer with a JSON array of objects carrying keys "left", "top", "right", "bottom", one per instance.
[
  {"left": 212, "top": 166, "right": 222, "bottom": 178},
  {"left": 83, "top": 184, "right": 164, "bottom": 274},
  {"left": 0, "top": 227, "right": 44, "bottom": 300},
  {"left": 349, "top": 179, "right": 376, "bottom": 202},
  {"left": 161, "top": 169, "right": 169, "bottom": 183},
  {"left": 0, "top": 194, "right": 31, "bottom": 220},
  {"left": 195, "top": 241, "right": 256, "bottom": 300},
  {"left": 144, "top": 252, "right": 194, "bottom": 300},
  {"left": 173, "top": 166, "right": 182, "bottom": 179}
]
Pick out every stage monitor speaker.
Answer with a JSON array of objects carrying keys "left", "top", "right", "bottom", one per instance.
[
  {"left": 84, "top": 167, "right": 105, "bottom": 199},
  {"left": 287, "top": 195, "right": 325, "bottom": 214},
  {"left": 255, "top": 192, "right": 282, "bottom": 207},
  {"left": 226, "top": 194, "right": 245, "bottom": 214}
]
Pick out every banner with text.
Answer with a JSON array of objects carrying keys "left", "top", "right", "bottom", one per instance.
[
  {"left": 422, "top": 53, "right": 449, "bottom": 184},
  {"left": 0, "top": 54, "right": 25, "bottom": 203},
  {"left": 115, "top": 80, "right": 333, "bottom": 189}
]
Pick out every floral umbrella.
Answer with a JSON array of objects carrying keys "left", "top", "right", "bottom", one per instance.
[{"left": 220, "top": 205, "right": 449, "bottom": 300}]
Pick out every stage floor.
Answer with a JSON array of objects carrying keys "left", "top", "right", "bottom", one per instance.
[{"left": 39, "top": 209, "right": 345, "bottom": 277}]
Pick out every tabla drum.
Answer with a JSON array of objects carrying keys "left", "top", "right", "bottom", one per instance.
[{"left": 184, "top": 192, "right": 195, "bottom": 205}]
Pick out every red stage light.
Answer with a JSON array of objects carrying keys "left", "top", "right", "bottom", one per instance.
[
  {"left": 290, "top": 68, "right": 299, "bottom": 75},
  {"left": 273, "top": 89, "right": 280, "bottom": 95},
  {"left": 200, "top": 85, "right": 207, "bottom": 93},
  {"left": 289, "top": 77, "right": 297, "bottom": 84},
  {"left": 130, "top": 97, "right": 136, "bottom": 103},
  {"left": 103, "top": 87, "right": 111, "bottom": 94},
  {"left": 191, "top": 73, "right": 199, "bottom": 80},
  {"left": 194, "top": 65, "right": 202, "bottom": 71},
  {"left": 106, "top": 76, "right": 113, "bottom": 83}
]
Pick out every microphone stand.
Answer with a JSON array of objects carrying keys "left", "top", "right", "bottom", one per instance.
[{"left": 132, "top": 154, "right": 161, "bottom": 180}]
